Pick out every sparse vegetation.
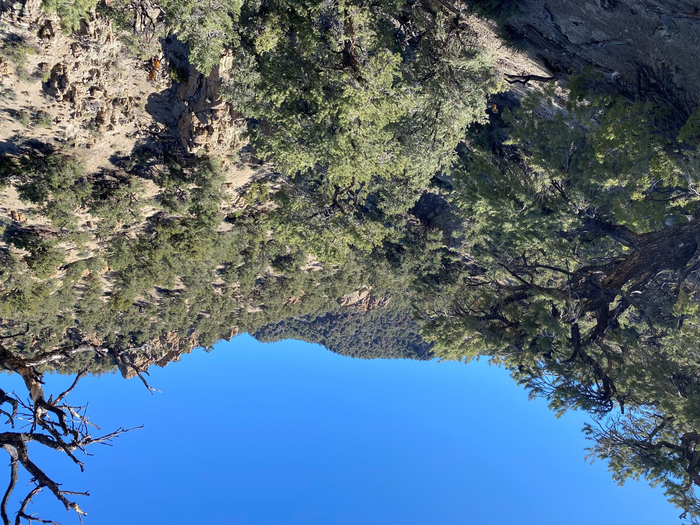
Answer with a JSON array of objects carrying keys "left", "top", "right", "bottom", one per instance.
[
  {"left": 13, "top": 110, "right": 30, "bottom": 127},
  {"left": 0, "top": 34, "right": 37, "bottom": 81},
  {"left": 0, "top": 87, "right": 16, "bottom": 101},
  {"left": 33, "top": 110, "right": 53, "bottom": 128}
]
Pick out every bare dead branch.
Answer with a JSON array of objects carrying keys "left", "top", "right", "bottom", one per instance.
[
  {"left": 505, "top": 73, "right": 557, "bottom": 85},
  {"left": 23, "top": 346, "right": 104, "bottom": 369},
  {"left": 0, "top": 392, "right": 17, "bottom": 429},
  {"left": 113, "top": 354, "right": 160, "bottom": 394},
  {"left": 14, "top": 440, "right": 86, "bottom": 517},
  {"left": 0, "top": 348, "right": 145, "bottom": 523},
  {"left": 132, "top": 368, "right": 161, "bottom": 394},
  {"left": 15, "top": 486, "right": 60, "bottom": 525},
  {"left": 50, "top": 369, "right": 88, "bottom": 407},
  {"left": 1, "top": 452, "right": 17, "bottom": 525}
]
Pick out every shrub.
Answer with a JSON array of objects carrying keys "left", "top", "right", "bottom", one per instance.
[{"left": 42, "top": 0, "right": 98, "bottom": 32}]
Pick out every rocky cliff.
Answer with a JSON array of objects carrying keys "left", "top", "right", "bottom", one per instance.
[
  {"left": 0, "top": 6, "right": 245, "bottom": 167},
  {"left": 507, "top": 1, "right": 700, "bottom": 110}
]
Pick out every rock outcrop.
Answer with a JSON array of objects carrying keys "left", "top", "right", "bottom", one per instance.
[
  {"left": 339, "top": 287, "right": 390, "bottom": 311},
  {"left": 1, "top": 3, "right": 245, "bottom": 164},
  {"left": 117, "top": 334, "right": 195, "bottom": 379},
  {"left": 0, "top": 9, "right": 152, "bottom": 158},
  {"left": 116, "top": 329, "right": 236, "bottom": 378},
  {"left": 508, "top": 0, "right": 700, "bottom": 109},
  {"left": 176, "top": 52, "right": 245, "bottom": 156}
]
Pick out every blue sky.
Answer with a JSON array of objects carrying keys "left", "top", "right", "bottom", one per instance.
[{"left": 11, "top": 334, "right": 679, "bottom": 524}]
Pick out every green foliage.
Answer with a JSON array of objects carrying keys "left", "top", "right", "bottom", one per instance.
[
  {"left": 13, "top": 153, "right": 89, "bottom": 229},
  {"left": 89, "top": 174, "right": 143, "bottom": 235},
  {"left": 585, "top": 411, "right": 700, "bottom": 523},
  {"left": 241, "top": 180, "right": 269, "bottom": 207},
  {"left": 42, "top": 0, "right": 98, "bottom": 32},
  {"left": 232, "top": 0, "right": 494, "bottom": 188},
  {"left": 0, "top": 137, "right": 451, "bottom": 364},
  {"left": 0, "top": 252, "right": 54, "bottom": 316},
  {"left": 14, "top": 111, "right": 30, "bottom": 127},
  {"left": 158, "top": 0, "right": 243, "bottom": 73},
  {"left": 419, "top": 88, "right": 700, "bottom": 519},
  {"left": 254, "top": 305, "right": 433, "bottom": 360},
  {"left": 427, "top": 89, "right": 700, "bottom": 368},
  {"left": 3, "top": 5, "right": 700, "bottom": 519},
  {"left": 12, "top": 109, "right": 53, "bottom": 128},
  {"left": 4, "top": 227, "right": 65, "bottom": 279},
  {"left": 33, "top": 110, "right": 54, "bottom": 129},
  {"left": 679, "top": 109, "right": 700, "bottom": 146},
  {"left": 0, "top": 35, "right": 36, "bottom": 80},
  {"left": 496, "top": 91, "right": 695, "bottom": 231},
  {"left": 97, "top": 0, "right": 166, "bottom": 60},
  {"left": 223, "top": 0, "right": 496, "bottom": 256}
]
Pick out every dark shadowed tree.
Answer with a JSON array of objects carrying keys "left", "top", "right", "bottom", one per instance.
[{"left": 420, "top": 91, "right": 700, "bottom": 519}]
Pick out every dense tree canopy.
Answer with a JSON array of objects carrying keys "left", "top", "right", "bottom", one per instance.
[
  {"left": 221, "top": 0, "right": 496, "bottom": 257},
  {"left": 420, "top": 90, "right": 700, "bottom": 520}
]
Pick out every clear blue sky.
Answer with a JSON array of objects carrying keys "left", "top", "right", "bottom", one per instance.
[{"left": 13, "top": 335, "right": 679, "bottom": 524}]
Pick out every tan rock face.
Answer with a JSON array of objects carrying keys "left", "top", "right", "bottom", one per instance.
[
  {"left": 0, "top": 10, "right": 152, "bottom": 168},
  {"left": 116, "top": 327, "right": 239, "bottom": 378},
  {"left": 176, "top": 52, "right": 245, "bottom": 156},
  {"left": 0, "top": 3, "right": 247, "bottom": 175},
  {"left": 116, "top": 333, "right": 196, "bottom": 379},
  {"left": 339, "top": 287, "right": 390, "bottom": 311},
  {"left": 19, "top": 0, "right": 42, "bottom": 24},
  {"left": 0, "top": 57, "right": 10, "bottom": 76},
  {"left": 38, "top": 25, "right": 138, "bottom": 131}
]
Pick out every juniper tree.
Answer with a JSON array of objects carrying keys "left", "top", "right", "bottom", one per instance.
[{"left": 420, "top": 91, "right": 700, "bottom": 519}]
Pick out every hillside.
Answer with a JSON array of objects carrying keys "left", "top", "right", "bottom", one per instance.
[{"left": 254, "top": 305, "right": 434, "bottom": 361}]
